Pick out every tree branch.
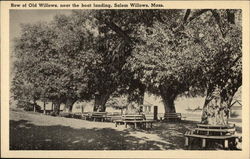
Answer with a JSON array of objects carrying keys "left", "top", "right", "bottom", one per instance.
[
  {"left": 96, "top": 16, "right": 132, "bottom": 44},
  {"left": 187, "top": 9, "right": 210, "bottom": 23},
  {"left": 183, "top": 9, "right": 191, "bottom": 23}
]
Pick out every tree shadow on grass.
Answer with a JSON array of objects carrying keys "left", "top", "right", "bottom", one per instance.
[
  {"left": 134, "top": 120, "right": 199, "bottom": 150},
  {"left": 10, "top": 119, "right": 190, "bottom": 150}
]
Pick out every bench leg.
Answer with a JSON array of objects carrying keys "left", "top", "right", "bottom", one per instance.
[
  {"left": 224, "top": 139, "right": 229, "bottom": 149},
  {"left": 202, "top": 139, "right": 206, "bottom": 148},
  {"left": 125, "top": 122, "right": 127, "bottom": 128},
  {"left": 115, "top": 122, "right": 117, "bottom": 127},
  {"left": 135, "top": 123, "right": 137, "bottom": 129},
  {"left": 185, "top": 137, "right": 189, "bottom": 147}
]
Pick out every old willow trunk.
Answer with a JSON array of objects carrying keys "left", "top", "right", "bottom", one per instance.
[
  {"left": 63, "top": 98, "right": 77, "bottom": 113},
  {"left": 160, "top": 86, "right": 177, "bottom": 113},
  {"left": 93, "top": 93, "right": 111, "bottom": 112},
  {"left": 201, "top": 84, "right": 240, "bottom": 125}
]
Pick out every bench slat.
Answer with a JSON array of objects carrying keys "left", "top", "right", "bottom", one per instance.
[
  {"left": 197, "top": 124, "right": 235, "bottom": 129},
  {"left": 195, "top": 128, "right": 236, "bottom": 133},
  {"left": 185, "top": 133, "right": 238, "bottom": 139}
]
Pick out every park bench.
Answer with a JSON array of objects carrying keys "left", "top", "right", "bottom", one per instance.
[
  {"left": 144, "top": 114, "right": 154, "bottom": 120},
  {"left": 184, "top": 124, "right": 238, "bottom": 149},
  {"left": 115, "top": 114, "right": 154, "bottom": 129},
  {"left": 164, "top": 113, "right": 182, "bottom": 121},
  {"left": 59, "top": 112, "right": 73, "bottom": 118},
  {"left": 72, "top": 112, "right": 82, "bottom": 119},
  {"left": 44, "top": 110, "right": 53, "bottom": 115},
  {"left": 81, "top": 112, "right": 91, "bottom": 120},
  {"left": 106, "top": 112, "right": 122, "bottom": 122},
  {"left": 91, "top": 112, "right": 108, "bottom": 122}
]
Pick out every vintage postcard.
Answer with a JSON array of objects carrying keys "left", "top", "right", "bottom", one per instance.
[{"left": 1, "top": 0, "right": 250, "bottom": 158}]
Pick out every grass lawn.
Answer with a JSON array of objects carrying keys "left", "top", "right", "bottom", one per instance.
[{"left": 9, "top": 108, "right": 242, "bottom": 150}]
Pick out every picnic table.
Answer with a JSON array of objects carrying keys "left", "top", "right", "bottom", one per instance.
[
  {"left": 115, "top": 114, "right": 155, "bottom": 129},
  {"left": 184, "top": 124, "right": 238, "bottom": 149}
]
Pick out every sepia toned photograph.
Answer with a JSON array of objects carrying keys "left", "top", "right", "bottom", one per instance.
[{"left": 8, "top": 9, "right": 243, "bottom": 151}]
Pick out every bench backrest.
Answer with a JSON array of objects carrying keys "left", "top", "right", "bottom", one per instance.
[
  {"left": 197, "top": 124, "right": 235, "bottom": 129},
  {"left": 91, "top": 112, "right": 107, "bottom": 117},
  {"left": 122, "top": 114, "right": 144, "bottom": 121},
  {"left": 164, "top": 113, "right": 182, "bottom": 117}
]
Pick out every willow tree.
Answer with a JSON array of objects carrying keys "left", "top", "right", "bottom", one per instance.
[
  {"left": 88, "top": 10, "right": 165, "bottom": 111},
  {"left": 123, "top": 10, "right": 205, "bottom": 114},
  {"left": 192, "top": 10, "right": 242, "bottom": 125},
  {"left": 172, "top": 9, "right": 242, "bottom": 124},
  {"left": 50, "top": 12, "right": 97, "bottom": 112},
  {"left": 12, "top": 12, "right": 96, "bottom": 114},
  {"left": 12, "top": 22, "right": 63, "bottom": 113},
  {"left": 124, "top": 9, "right": 241, "bottom": 120}
]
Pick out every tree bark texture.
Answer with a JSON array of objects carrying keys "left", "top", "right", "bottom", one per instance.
[
  {"left": 201, "top": 82, "right": 240, "bottom": 125},
  {"left": 160, "top": 86, "right": 177, "bottom": 113},
  {"left": 93, "top": 93, "right": 111, "bottom": 112},
  {"left": 63, "top": 98, "right": 77, "bottom": 113}
]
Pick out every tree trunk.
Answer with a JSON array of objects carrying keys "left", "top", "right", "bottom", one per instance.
[
  {"left": 160, "top": 86, "right": 177, "bottom": 113},
  {"left": 53, "top": 101, "right": 61, "bottom": 115},
  {"left": 63, "top": 98, "right": 76, "bottom": 113},
  {"left": 33, "top": 100, "right": 36, "bottom": 112},
  {"left": 81, "top": 105, "right": 85, "bottom": 113},
  {"left": 93, "top": 93, "right": 110, "bottom": 112},
  {"left": 138, "top": 86, "right": 145, "bottom": 106},
  {"left": 33, "top": 105, "right": 36, "bottom": 112},
  {"left": 161, "top": 94, "right": 176, "bottom": 113},
  {"left": 201, "top": 83, "right": 239, "bottom": 125},
  {"left": 51, "top": 103, "right": 54, "bottom": 112},
  {"left": 43, "top": 101, "right": 46, "bottom": 114}
]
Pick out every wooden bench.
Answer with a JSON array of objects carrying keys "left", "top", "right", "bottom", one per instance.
[
  {"left": 44, "top": 110, "right": 53, "bottom": 115},
  {"left": 106, "top": 113, "right": 122, "bottom": 122},
  {"left": 59, "top": 112, "right": 73, "bottom": 118},
  {"left": 164, "top": 113, "right": 182, "bottom": 121},
  {"left": 81, "top": 112, "right": 91, "bottom": 120},
  {"left": 184, "top": 124, "right": 238, "bottom": 149},
  {"left": 70, "top": 112, "right": 82, "bottom": 119},
  {"left": 144, "top": 114, "right": 154, "bottom": 120},
  {"left": 115, "top": 114, "right": 154, "bottom": 129},
  {"left": 91, "top": 112, "right": 108, "bottom": 122}
]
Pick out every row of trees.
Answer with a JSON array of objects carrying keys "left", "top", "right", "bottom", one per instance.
[{"left": 11, "top": 9, "right": 242, "bottom": 125}]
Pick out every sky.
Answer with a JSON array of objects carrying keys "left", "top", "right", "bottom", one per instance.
[{"left": 10, "top": 10, "right": 72, "bottom": 41}]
